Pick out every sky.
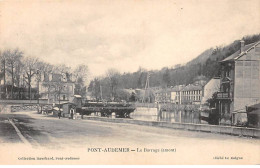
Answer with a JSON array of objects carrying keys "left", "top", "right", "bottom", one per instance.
[{"left": 0, "top": 0, "right": 259, "bottom": 78}]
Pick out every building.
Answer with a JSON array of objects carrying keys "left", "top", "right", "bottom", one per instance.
[
  {"left": 155, "top": 84, "right": 204, "bottom": 104},
  {"left": 39, "top": 73, "right": 75, "bottom": 104},
  {"left": 217, "top": 40, "right": 260, "bottom": 125},
  {"left": 181, "top": 84, "right": 203, "bottom": 105},
  {"left": 246, "top": 103, "right": 260, "bottom": 128},
  {"left": 154, "top": 88, "right": 172, "bottom": 103},
  {"left": 201, "top": 77, "right": 220, "bottom": 105},
  {"left": 135, "top": 88, "right": 155, "bottom": 103},
  {"left": 170, "top": 85, "right": 185, "bottom": 104}
]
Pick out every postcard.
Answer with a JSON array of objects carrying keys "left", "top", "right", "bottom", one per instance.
[{"left": 0, "top": 0, "right": 259, "bottom": 165}]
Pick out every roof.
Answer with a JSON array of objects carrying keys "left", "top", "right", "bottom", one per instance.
[
  {"left": 154, "top": 88, "right": 173, "bottom": 93},
  {"left": 221, "top": 41, "right": 259, "bottom": 62},
  {"left": 171, "top": 85, "right": 185, "bottom": 92},
  {"left": 182, "top": 84, "right": 203, "bottom": 91},
  {"left": 122, "top": 89, "right": 135, "bottom": 94},
  {"left": 61, "top": 102, "right": 77, "bottom": 105},
  {"left": 51, "top": 73, "right": 62, "bottom": 82}
]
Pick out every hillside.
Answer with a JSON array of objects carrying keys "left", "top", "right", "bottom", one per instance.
[
  {"left": 186, "top": 48, "right": 214, "bottom": 66},
  {"left": 88, "top": 33, "right": 260, "bottom": 99}
]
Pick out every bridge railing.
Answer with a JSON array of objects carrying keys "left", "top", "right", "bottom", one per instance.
[{"left": 11, "top": 104, "right": 38, "bottom": 112}]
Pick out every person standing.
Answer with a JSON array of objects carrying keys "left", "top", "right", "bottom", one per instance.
[
  {"left": 71, "top": 108, "right": 74, "bottom": 119},
  {"left": 70, "top": 108, "right": 73, "bottom": 119},
  {"left": 58, "top": 111, "right": 61, "bottom": 119}
]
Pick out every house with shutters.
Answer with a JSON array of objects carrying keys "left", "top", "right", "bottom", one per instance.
[
  {"left": 180, "top": 84, "right": 204, "bottom": 105},
  {"left": 217, "top": 40, "right": 260, "bottom": 125}
]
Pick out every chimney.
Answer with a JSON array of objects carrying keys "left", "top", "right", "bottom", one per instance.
[{"left": 240, "top": 40, "right": 245, "bottom": 53}]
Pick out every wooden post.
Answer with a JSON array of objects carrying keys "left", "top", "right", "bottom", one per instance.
[{"left": 179, "top": 110, "right": 182, "bottom": 123}]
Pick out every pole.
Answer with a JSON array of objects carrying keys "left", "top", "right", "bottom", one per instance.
[
  {"left": 29, "top": 82, "right": 31, "bottom": 103},
  {"left": 100, "top": 84, "right": 103, "bottom": 100},
  {"left": 3, "top": 59, "right": 7, "bottom": 98},
  {"left": 37, "top": 79, "right": 39, "bottom": 112},
  {"left": 59, "top": 86, "right": 61, "bottom": 119},
  {"left": 3, "top": 59, "right": 5, "bottom": 85}
]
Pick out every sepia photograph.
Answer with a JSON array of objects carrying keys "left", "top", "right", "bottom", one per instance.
[{"left": 0, "top": 0, "right": 259, "bottom": 165}]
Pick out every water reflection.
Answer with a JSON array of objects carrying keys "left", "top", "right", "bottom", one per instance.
[{"left": 130, "top": 108, "right": 208, "bottom": 124}]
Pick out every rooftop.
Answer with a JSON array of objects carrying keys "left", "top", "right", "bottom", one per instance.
[
  {"left": 221, "top": 41, "right": 259, "bottom": 62},
  {"left": 182, "top": 84, "right": 203, "bottom": 91}
]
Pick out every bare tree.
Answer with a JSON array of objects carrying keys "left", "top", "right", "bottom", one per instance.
[
  {"left": 23, "top": 57, "right": 39, "bottom": 100},
  {"left": 53, "top": 64, "right": 71, "bottom": 75},
  {"left": 73, "top": 64, "right": 89, "bottom": 83},
  {"left": 37, "top": 61, "right": 54, "bottom": 81},
  {"left": 0, "top": 50, "right": 6, "bottom": 85},
  {"left": 73, "top": 64, "right": 89, "bottom": 97},
  {"left": 3, "top": 49, "right": 23, "bottom": 98},
  {"left": 14, "top": 59, "right": 24, "bottom": 87}
]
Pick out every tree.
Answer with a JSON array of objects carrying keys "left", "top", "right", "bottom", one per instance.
[
  {"left": 23, "top": 57, "right": 39, "bottom": 100},
  {"left": 162, "top": 68, "right": 170, "bottom": 88},
  {"left": 14, "top": 59, "right": 24, "bottom": 87},
  {"left": 129, "top": 92, "right": 136, "bottom": 102},
  {"left": 0, "top": 50, "right": 6, "bottom": 85},
  {"left": 3, "top": 49, "right": 23, "bottom": 98},
  {"left": 73, "top": 64, "right": 89, "bottom": 97},
  {"left": 106, "top": 68, "right": 120, "bottom": 100},
  {"left": 92, "top": 78, "right": 101, "bottom": 100},
  {"left": 137, "top": 71, "right": 147, "bottom": 88},
  {"left": 37, "top": 61, "right": 53, "bottom": 82},
  {"left": 73, "top": 64, "right": 89, "bottom": 83},
  {"left": 53, "top": 64, "right": 71, "bottom": 74}
]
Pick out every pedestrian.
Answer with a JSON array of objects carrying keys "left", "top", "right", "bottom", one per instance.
[
  {"left": 71, "top": 108, "right": 74, "bottom": 119},
  {"left": 58, "top": 111, "right": 61, "bottom": 119},
  {"left": 70, "top": 108, "right": 73, "bottom": 119}
]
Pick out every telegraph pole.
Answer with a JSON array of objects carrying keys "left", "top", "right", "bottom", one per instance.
[{"left": 142, "top": 72, "right": 150, "bottom": 103}]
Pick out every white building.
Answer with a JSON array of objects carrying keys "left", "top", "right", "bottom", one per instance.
[{"left": 201, "top": 77, "right": 220, "bottom": 104}]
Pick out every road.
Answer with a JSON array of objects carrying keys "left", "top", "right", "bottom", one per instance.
[{"left": 0, "top": 111, "right": 259, "bottom": 164}]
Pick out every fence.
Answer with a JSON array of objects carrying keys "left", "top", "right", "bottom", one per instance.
[
  {"left": 11, "top": 104, "right": 38, "bottom": 112},
  {"left": 10, "top": 104, "right": 53, "bottom": 112},
  {"left": 134, "top": 102, "right": 158, "bottom": 108}
]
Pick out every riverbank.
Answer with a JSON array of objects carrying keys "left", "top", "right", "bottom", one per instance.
[{"left": 84, "top": 116, "right": 260, "bottom": 138}]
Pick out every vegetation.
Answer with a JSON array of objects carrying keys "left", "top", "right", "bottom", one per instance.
[
  {"left": 0, "top": 49, "right": 89, "bottom": 99},
  {"left": 88, "top": 34, "right": 260, "bottom": 101},
  {"left": 1, "top": 34, "right": 259, "bottom": 101}
]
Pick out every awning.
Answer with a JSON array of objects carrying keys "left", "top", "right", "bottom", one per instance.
[{"left": 74, "top": 95, "right": 82, "bottom": 98}]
